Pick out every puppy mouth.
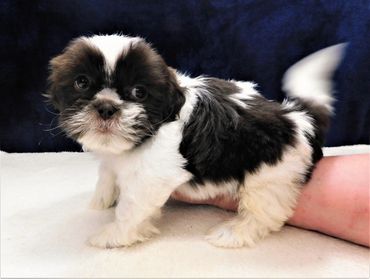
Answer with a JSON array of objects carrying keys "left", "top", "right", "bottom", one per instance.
[
  {"left": 93, "top": 118, "right": 118, "bottom": 133},
  {"left": 96, "top": 126, "right": 111, "bottom": 133},
  {"left": 88, "top": 113, "right": 137, "bottom": 142},
  {"left": 60, "top": 101, "right": 148, "bottom": 153}
]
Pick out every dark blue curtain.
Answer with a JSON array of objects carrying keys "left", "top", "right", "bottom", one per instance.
[{"left": 1, "top": 0, "right": 369, "bottom": 152}]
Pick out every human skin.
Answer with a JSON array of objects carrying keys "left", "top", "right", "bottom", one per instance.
[{"left": 171, "top": 154, "right": 369, "bottom": 247}]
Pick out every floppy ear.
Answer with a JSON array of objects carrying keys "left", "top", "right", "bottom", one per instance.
[
  {"left": 44, "top": 38, "right": 86, "bottom": 111},
  {"left": 46, "top": 43, "right": 83, "bottom": 112},
  {"left": 44, "top": 55, "right": 64, "bottom": 111},
  {"left": 166, "top": 67, "right": 185, "bottom": 119},
  {"left": 131, "top": 40, "right": 186, "bottom": 120}
]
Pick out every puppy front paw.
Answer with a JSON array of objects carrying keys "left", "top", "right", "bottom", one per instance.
[
  {"left": 89, "top": 195, "right": 112, "bottom": 210},
  {"left": 88, "top": 222, "right": 128, "bottom": 248},
  {"left": 88, "top": 221, "right": 160, "bottom": 249}
]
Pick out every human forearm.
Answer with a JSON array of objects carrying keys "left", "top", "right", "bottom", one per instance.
[{"left": 288, "top": 154, "right": 369, "bottom": 246}]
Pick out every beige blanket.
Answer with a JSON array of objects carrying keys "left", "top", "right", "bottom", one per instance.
[{"left": 1, "top": 148, "right": 369, "bottom": 277}]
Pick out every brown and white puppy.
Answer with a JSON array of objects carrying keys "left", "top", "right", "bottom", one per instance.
[{"left": 46, "top": 34, "right": 345, "bottom": 248}]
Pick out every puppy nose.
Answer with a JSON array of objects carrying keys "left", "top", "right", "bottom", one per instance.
[{"left": 95, "top": 104, "right": 118, "bottom": 120}]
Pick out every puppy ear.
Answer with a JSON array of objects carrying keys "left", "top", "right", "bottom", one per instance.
[
  {"left": 44, "top": 37, "right": 86, "bottom": 111},
  {"left": 45, "top": 55, "right": 64, "bottom": 111},
  {"left": 166, "top": 67, "right": 185, "bottom": 119},
  {"left": 129, "top": 40, "right": 185, "bottom": 119}
]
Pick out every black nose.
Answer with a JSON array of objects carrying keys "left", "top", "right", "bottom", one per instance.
[{"left": 95, "top": 104, "right": 118, "bottom": 120}]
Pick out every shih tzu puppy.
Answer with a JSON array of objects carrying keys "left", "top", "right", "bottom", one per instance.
[{"left": 46, "top": 34, "right": 345, "bottom": 248}]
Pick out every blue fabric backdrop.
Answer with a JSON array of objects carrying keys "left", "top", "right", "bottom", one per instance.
[{"left": 1, "top": 0, "right": 369, "bottom": 152}]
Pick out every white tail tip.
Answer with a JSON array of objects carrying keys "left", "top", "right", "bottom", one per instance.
[{"left": 282, "top": 43, "right": 348, "bottom": 113}]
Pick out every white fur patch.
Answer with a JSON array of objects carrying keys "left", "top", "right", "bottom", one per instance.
[
  {"left": 176, "top": 73, "right": 260, "bottom": 110},
  {"left": 89, "top": 161, "right": 119, "bottom": 210},
  {"left": 94, "top": 89, "right": 123, "bottom": 105},
  {"left": 178, "top": 88, "right": 201, "bottom": 122},
  {"left": 79, "top": 132, "right": 134, "bottom": 155},
  {"left": 230, "top": 80, "right": 260, "bottom": 108},
  {"left": 84, "top": 34, "right": 142, "bottom": 73},
  {"left": 73, "top": 102, "right": 146, "bottom": 154},
  {"left": 229, "top": 97, "right": 248, "bottom": 108},
  {"left": 232, "top": 81, "right": 260, "bottom": 99},
  {"left": 282, "top": 43, "right": 347, "bottom": 113},
  {"left": 176, "top": 72, "right": 206, "bottom": 88},
  {"left": 285, "top": 109, "right": 315, "bottom": 138},
  {"left": 229, "top": 82, "right": 259, "bottom": 108}
]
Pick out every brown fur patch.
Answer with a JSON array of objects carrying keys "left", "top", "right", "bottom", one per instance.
[{"left": 48, "top": 38, "right": 104, "bottom": 86}]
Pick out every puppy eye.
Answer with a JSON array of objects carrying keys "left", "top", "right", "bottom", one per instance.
[
  {"left": 74, "top": 75, "right": 90, "bottom": 91},
  {"left": 131, "top": 86, "right": 147, "bottom": 101}
]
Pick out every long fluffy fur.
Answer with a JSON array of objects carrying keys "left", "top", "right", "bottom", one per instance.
[{"left": 46, "top": 35, "right": 346, "bottom": 248}]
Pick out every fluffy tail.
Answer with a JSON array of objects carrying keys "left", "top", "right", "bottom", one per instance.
[
  {"left": 282, "top": 44, "right": 347, "bottom": 163},
  {"left": 282, "top": 43, "right": 347, "bottom": 114}
]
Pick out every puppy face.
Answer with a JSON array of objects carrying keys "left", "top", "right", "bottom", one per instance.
[{"left": 47, "top": 35, "right": 184, "bottom": 154}]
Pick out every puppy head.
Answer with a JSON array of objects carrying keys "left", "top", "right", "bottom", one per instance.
[{"left": 46, "top": 35, "right": 184, "bottom": 154}]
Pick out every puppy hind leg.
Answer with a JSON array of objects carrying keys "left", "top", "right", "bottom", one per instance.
[{"left": 206, "top": 178, "right": 301, "bottom": 248}]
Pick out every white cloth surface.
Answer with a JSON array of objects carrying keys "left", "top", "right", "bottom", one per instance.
[{"left": 1, "top": 148, "right": 369, "bottom": 278}]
